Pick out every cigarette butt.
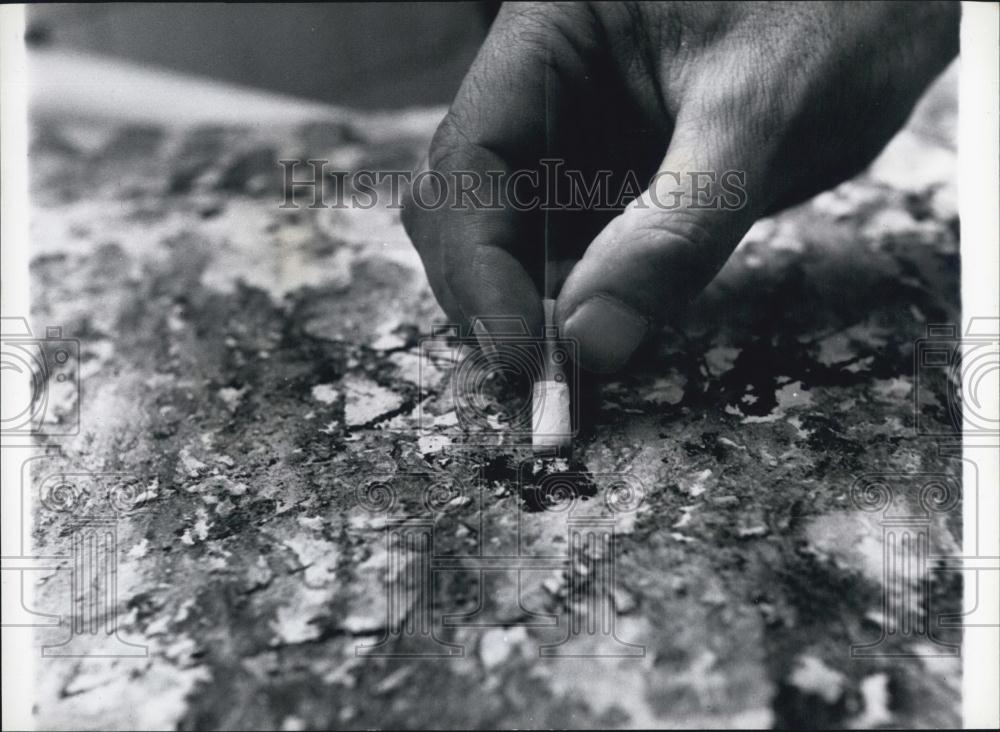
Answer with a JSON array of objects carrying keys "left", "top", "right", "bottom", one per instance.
[
  {"left": 532, "top": 379, "right": 571, "bottom": 451},
  {"left": 533, "top": 298, "right": 571, "bottom": 453}
]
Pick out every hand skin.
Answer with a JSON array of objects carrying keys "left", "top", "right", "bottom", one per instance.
[{"left": 402, "top": 1, "right": 959, "bottom": 373}]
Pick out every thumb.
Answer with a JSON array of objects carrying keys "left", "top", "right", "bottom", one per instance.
[{"left": 554, "top": 116, "right": 767, "bottom": 373}]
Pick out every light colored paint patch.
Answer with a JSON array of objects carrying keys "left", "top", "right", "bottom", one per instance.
[
  {"left": 816, "top": 332, "right": 856, "bottom": 366},
  {"left": 283, "top": 535, "right": 340, "bottom": 587},
  {"left": 705, "top": 345, "right": 742, "bottom": 376},
  {"left": 767, "top": 220, "right": 804, "bottom": 252},
  {"left": 133, "top": 478, "right": 160, "bottom": 505},
  {"left": 178, "top": 447, "right": 208, "bottom": 477},
  {"left": 845, "top": 356, "right": 874, "bottom": 373},
  {"left": 187, "top": 474, "right": 249, "bottom": 498},
  {"left": 297, "top": 515, "right": 325, "bottom": 531},
  {"left": 739, "top": 217, "right": 776, "bottom": 246},
  {"left": 648, "top": 373, "right": 686, "bottom": 405},
  {"left": 346, "top": 508, "right": 387, "bottom": 531},
  {"left": 434, "top": 411, "right": 459, "bottom": 428},
  {"left": 737, "top": 525, "right": 769, "bottom": 538},
  {"left": 79, "top": 338, "right": 116, "bottom": 380},
  {"left": 672, "top": 505, "right": 697, "bottom": 529},
  {"left": 804, "top": 511, "right": 886, "bottom": 585},
  {"left": 679, "top": 469, "right": 713, "bottom": 497},
  {"left": 218, "top": 386, "right": 247, "bottom": 410},
  {"left": 387, "top": 350, "right": 423, "bottom": 384},
  {"left": 872, "top": 377, "right": 912, "bottom": 401},
  {"left": 370, "top": 319, "right": 407, "bottom": 350},
  {"left": 786, "top": 416, "right": 811, "bottom": 439},
  {"left": 811, "top": 184, "right": 882, "bottom": 219},
  {"left": 197, "top": 201, "right": 363, "bottom": 300},
  {"left": 341, "top": 613, "right": 384, "bottom": 636},
  {"left": 342, "top": 375, "right": 404, "bottom": 426},
  {"left": 861, "top": 208, "right": 921, "bottom": 240},
  {"left": 868, "top": 128, "right": 956, "bottom": 193},
  {"left": 774, "top": 379, "right": 813, "bottom": 410},
  {"left": 311, "top": 383, "right": 340, "bottom": 405},
  {"left": 845, "top": 320, "right": 890, "bottom": 348},
  {"left": 418, "top": 434, "right": 451, "bottom": 455},
  {"left": 852, "top": 673, "right": 893, "bottom": 728},
  {"left": 270, "top": 602, "right": 321, "bottom": 645},
  {"left": 36, "top": 652, "right": 211, "bottom": 730},
  {"left": 479, "top": 627, "right": 528, "bottom": 669},
  {"left": 544, "top": 638, "right": 773, "bottom": 729},
  {"left": 789, "top": 655, "right": 845, "bottom": 704},
  {"left": 740, "top": 380, "right": 813, "bottom": 424},
  {"left": 127, "top": 538, "right": 150, "bottom": 559},
  {"left": 193, "top": 515, "right": 211, "bottom": 542}
]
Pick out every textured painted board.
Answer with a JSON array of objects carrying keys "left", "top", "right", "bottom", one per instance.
[{"left": 21, "top": 65, "right": 962, "bottom": 729}]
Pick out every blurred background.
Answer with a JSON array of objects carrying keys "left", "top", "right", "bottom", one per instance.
[{"left": 26, "top": 2, "right": 497, "bottom": 112}]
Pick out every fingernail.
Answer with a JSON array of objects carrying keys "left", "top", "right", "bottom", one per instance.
[{"left": 563, "top": 295, "right": 649, "bottom": 373}]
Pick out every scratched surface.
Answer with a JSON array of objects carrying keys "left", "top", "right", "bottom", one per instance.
[{"left": 23, "top": 65, "right": 962, "bottom": 729}]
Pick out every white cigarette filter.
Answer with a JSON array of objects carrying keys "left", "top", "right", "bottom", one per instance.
[
  {"left": 533, "top": 298, "right": 572, "bottom": 452},
  {"left": 532, "top": 378, "right": 571, "bottom": 451}
]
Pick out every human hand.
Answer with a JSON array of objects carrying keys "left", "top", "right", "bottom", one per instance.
[{"left": 402, "top": 1, "right": 959, "bottom": 372}]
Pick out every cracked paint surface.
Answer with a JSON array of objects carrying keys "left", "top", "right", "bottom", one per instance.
[{"left": 21, "top": 65, "right": 962, "bottom": 729}]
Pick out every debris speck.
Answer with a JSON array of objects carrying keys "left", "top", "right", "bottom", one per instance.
[
  {"left": 613, "top": 587, "right": 638, "bottom": 615},
  {"left": 270, "top": 604, "right": 319, "bottom": 645},
  {"left": 341, "top": 614, "right": 383, "bottom": 636},
  {"left": 872, "top": 377, "right": 912, "bottom": 401},
  {"left": 297, "top": 515, "right": 324, "bottom": 531},
  {"left": 711, "top": 494, "right": 739, "bottom": 508},
  {"left": 178, "top": 447, "right": 208, "bottom": 477},
  {"left": 280, "top": 716, "right": 307, "bottom": 732},
  {"left": 789, "top": 655, "right": 845, "bottom": 704},
  {"left": 740, "top": 381, "right": 814, "bottom": 424},
  {"left": 854, "top": 673, "right": 893, "bottom": 728},
  {"left": 311, "top": 383, "right": 340, "bottom": 405},
  {"left": 704, "top": 345, "right": 742, "bottom": 376},
  {"left": 373, "top": 666, "right": 413, "bottom": 696},
  {"left": 479, "top": 627, "right": 527, "bottom": 669},
  {"left": 679, "top": 469, "right": 713, "bottom": 497},
  {"left": 418, "top": 434, "right": 451, "bottom": 455},
  {"left": 127, "top": 538, "right": 150, "bottom": 559},
  {"left": 218, "top": 385, "right": 247, "bottom": 410}
]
